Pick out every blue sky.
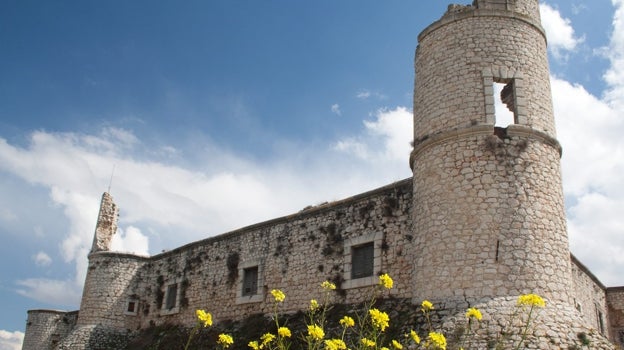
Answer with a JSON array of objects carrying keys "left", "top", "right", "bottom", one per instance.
[{"left": 1, "top": 1, "right": 623, "bottom": 348}]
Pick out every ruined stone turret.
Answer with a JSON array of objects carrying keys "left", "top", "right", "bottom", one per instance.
[{"left": 90, "top": 192, "right": 118, "bottom": 253}]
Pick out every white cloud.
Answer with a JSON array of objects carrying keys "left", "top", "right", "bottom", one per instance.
[
  {"left": 15, "top": 278, "right": 82, "bottom": 306},
  {"left": 603, "top": 0, "right": 624, "bottom": 110},
  {"left": 540, "top": 3, "right": 585, "bottom": 60},
  {"left": 33, "top": 251, "right": 52, "bottom": 267},
  {"left": 334, "top": 107, "right": 412, "bottom": 163},
  {"left": 331, "top": 104, "right": 341, "bottom": 116},
  {"left": 0, "top": 330, "right": 23, "bottom": 350},
  {"left": 111, "top": 226, "right": 149, "bottom": 256},
  {"left": 356, "top": 89, "right": 386, "bottom": 100},
  {"left": 549, "top": 0, "right": 624, "bottom": 286}
]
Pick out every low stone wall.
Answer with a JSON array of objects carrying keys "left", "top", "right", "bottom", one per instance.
[{"left": 22, "top": 310, "right": 78, "bottom": 350}]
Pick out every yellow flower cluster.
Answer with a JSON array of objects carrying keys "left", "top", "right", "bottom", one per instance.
[
  {"left": 308, "top": 324, "right": 325, "bottom": 340},
  {"left": 369, "top": 308, "right": 390, "bottom": 332},
  {"left": 261, "top": 333, "right": 276, "bottom": 346},
  {"left": 339, "top": 316, "right": 355, "bottom": 328},
  {"left": 310, "top": 299, "right": 319, "bottom": 311},
  {"left": 421, "top": 300, "right": 434, "bottom": 312},
  {"left": 379, "top": 273, "right": 393, "bottom": 289},
  {"left": 196, "top": 309, "right": 213, "bottom": 327},
  {"left": 391, "top": 339, "right": 403, "bottom": 349},
  {"left": 324, "top": 338, "right": 347, "bottom": 350},
  {"left": 517, "top": 293, "right": 546, "bottom": 308},
  {"left": 408, "top": 330, "right": 421, "bottom": 344},
  {"left": 321, "top": 281, "right": 336, "bottom": 290},
  {"left": 217, "top": 334, "right": 234, "bottom": 348},
  {"left": 271, "top": 289, "right": 286, "bottom": 303},
  {"left": 426, "top": 332, "right": 447, "bottom": 350},
  {"left": 465, "top": 307, "right": 482, "bottom": 320},
  {"left": 277, "top": 327, "right": 291, "bottom": 338},
  {"left": 361, "top": 338, "right": 376, "bottom": 347}
]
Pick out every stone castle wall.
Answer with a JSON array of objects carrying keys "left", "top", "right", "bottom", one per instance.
[
  {"left": 607, "top": 287, "right": 624, "bottom": 346},
  {"left": 78, "top": 180, "right": 414, "bottom": 330},
  {"left": 22, "top": 310, "right": 78, "bottom": 350}
]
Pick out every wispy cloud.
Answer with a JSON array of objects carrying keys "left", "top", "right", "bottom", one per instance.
[
  {"left": 33, "top": 252, "right": 52, "bottom": 267},
  {"left": 0, "top": 330, "right": 24, "bottom": 350},
  {"left": 356, "top": 89, "right": 387, "bottom": 100},
  {"left": 540, "top": 3, "right": 585, "bottom": 60},
  {"left": 331, "top": 103, "right": 342, "bottom": 116}
]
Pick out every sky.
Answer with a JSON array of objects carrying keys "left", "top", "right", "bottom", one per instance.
[{"left": 0, "top": 0, "right": 622, "bottom": 348}]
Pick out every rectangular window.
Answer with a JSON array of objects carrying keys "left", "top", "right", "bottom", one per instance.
[
  {"left": 165, "top": 283, "right": 178, "bottom": 310},
  {"left": 351, "top": 242, "right": 374, "bottom": 279},
  {"left": 242, "top": 266, "right": 259, "bottom": 296},
  {"left": 127, "top": 301, "right": 136, "bottom": 313}
]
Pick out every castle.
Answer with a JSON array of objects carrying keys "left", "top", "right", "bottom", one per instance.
[{"left": 21, "top": 0, "right": 624, "bottom": 349}]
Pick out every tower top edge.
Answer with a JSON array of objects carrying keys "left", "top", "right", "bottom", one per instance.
[{"left": 418, "top": 6, "right": 545, "bottom": 43}]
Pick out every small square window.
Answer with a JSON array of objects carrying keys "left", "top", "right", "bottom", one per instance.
[
  {"left": 125, "top": 299, "right": 138, "bottom": 315},
  {"left": 351, "top": 243, "right": 374, "bottom": 279},
  {"left": 242, "top": 267, "right": 259, "bottom": 296}
]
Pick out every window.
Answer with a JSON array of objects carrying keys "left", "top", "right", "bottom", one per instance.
[
  {"left": 618, "top": 330, "right": 624, "bottom": 345},
  {"left": 342, "top": 232, "right": 383, "bottom": 289},
  {"left": 351, "top": 242, "right": 374, "bottom": 279},
  {"left": 242, "top": 266, "right": 259, "bottom": 296},
  {"left": 482, "top": 68, "right": 526, "bottom": 126},
  {"left": 494, "top": 81, "right": 516, "bottom": 127},
  {"left": 165, "top": 283, "right": 178, "bottom": 310},
  {"left": 236, "top": 258, "right": 264, "bottom": 304},
  {"left": 597, "top": 309, "right": 605, "bottom": 335},
  {"left": 161, "top": 279, "right": 181, "bottom": 315},
  {"left": 124, "top": 299, "right": 138, "bottom": 315}
]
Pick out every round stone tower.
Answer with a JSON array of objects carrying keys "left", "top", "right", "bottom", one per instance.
[{"left": 409, "top": 0, "right": 598, "bottom": 346}]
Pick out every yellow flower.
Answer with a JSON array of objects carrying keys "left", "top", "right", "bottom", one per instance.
[
  {"left": 248, "top": 341, "right": 260, "bottom": 350},
  {"left": 465, "top": 307, "right": 483, "bottom": 320},
  {"left": 361, "top": 338, "right": 376, "bottom": 347},
  {"left": 421, "top": 300, "right": 434, "bottom": 312},
  {"left": 271, "top": 289, "right": 286, "bottom": 303},
  {"left": 369, "top": 308, "right": 390, "bottom": 332},
  {"left": 277, "top": 327, "right": 291, "bottom": 338},
  {"left": 426, "top": 332, "right": 446, "bottom": 350},
  {"left": 409, "top": 330, "right": 421, "bottom": 344},
  {"left": 381, "top": 347, "right": 390, "bottom": 350},
  {"left": 321, "top": 281, "right": 336, "bottom": 290},
  {"left": 196, "top": 309, "right": 213, "bottom": 327},
  {"left": 218, "top": 334, "right": 234, "bottom": 348},
  {"left": 310, "top": 299, "right": 319, "bottom": 311},
  {"left": 379, "top": 273, "right": 393, "bottom": 289},
  {"left": 324, "top": 339, "right": 347, "bottom": 350},
  {"left": 391, "top": 339, "right": 403, "bottom": 349},
  {"left": 308, "top": 324, "right": 325, "bottom": 340},
  {"left": 339, "top": 315, "right": 355, "bottom": 327},
  {"left": 261, "top": 333, "right": 276, "bottom": 345},
  {"left": 517, "top": 293, "right": 546, "bottom": 308}
]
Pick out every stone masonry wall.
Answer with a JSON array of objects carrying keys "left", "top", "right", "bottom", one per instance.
[
  {"left": 570, "top": 255, "right": 610, "bottom": 336},
  {"left": 22, "top": 310, "right": 77, "bottom": 350},
  {"left": 414, "top": 10, "right": 553, "bottom": 140},
  {"left": 78, "top": 179, "right": 414, "bottom": 331},
  {"left": 607, "top": 287, "right": 624, "bottom": 347}
]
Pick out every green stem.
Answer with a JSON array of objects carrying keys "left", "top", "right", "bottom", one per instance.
[{"left": 184, "top": 323, "right": 200, "bottom": 350}]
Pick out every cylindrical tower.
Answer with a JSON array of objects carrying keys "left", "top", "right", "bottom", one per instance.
[{"left": 409, "top": 0, "right": 598, "bottom": 345}]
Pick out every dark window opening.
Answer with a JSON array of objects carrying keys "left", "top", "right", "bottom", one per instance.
[
  {"left": 597, "top": 309, "right": 605, "bottom": 334},
  {"left": 351, "top": 242, "right": 374, "bottom": 279},
  {"left": 165, "top": 284, "right": 178, "bottom": 310},
  {"left": 127, "top": 301, "right": 136, "bottom": 313},
  {"left": 494, "top": 80, "right": 516, "bottom": 127},
  {"left": 242, "top": 266, "right": 259, "bottom": 296},
  {"left": 618, "top": 330, "right": 624, "bottom": 344}
]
